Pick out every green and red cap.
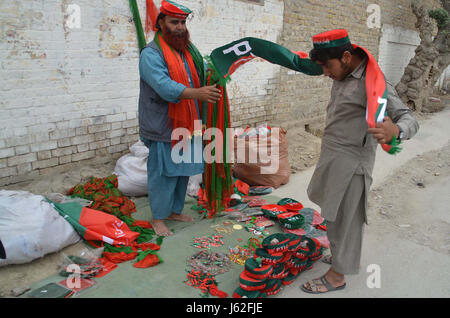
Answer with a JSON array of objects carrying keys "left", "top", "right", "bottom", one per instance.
[
  {"left": 239, "top": 270, "right": 267, "bottom": 291},
  {"left": 312, "top": 29, "right": 351, "bottom": 49},
  {"left": 254, "top": 248, "right": 284, "bottom": 265},
  {"left": 262, "top": 233, "right": 290, "bottom": 254},
  {"left": 278, "top": 212, "right": 305, "bottom": 229},
  {"left": 277, "top": 197, "right": 299, "bottom": 206},
  {"left": 262, "top": 279, "right": 282, "bottom": 296},
  {"left": 269, "top": 263, "right": 286, "bottom": 279},
  {"left": 261, "top": 204, "right": 287, "bottom": 219},
  {"left": 286, "top": 233, "right": 302, "bottom": 252},
  {"left": 232, "top": 287, "right": 262, "bottom": 298},
  {"left": 283, "top": 202, "right": 304, "bottom": 212},
  {"left": 160, "top": 0, "right": 192, "bottom": 19},
  {"left": 244, "top": 258, "right": 273, "bottom": 280},
  {"left": 296, "top": 236, "right": 318, "bottom": 257},
  {"left": 282, "top": 272, "right": 297, "bottom": 286}
]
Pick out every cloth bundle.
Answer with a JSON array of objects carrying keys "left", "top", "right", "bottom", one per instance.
[
  {"left": 66, "top": 175, "right": 164, "bottom": 270},
  {"left": 233, "top": 233, "right": 324, "bottom": 298},
  {"left": 68, "top": 175, "right": 136, "bottom": 217}
]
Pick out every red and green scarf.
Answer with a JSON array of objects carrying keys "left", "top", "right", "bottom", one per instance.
[
  {"left": 201, "top": 38, "right": 323, "bottom": 216},
  {"left": 130, "top": 1, "right": 205, "bottom": 145},
  {"left": 312, "top": 30, "right": 401, "bottom": 154},
  {"left": 354, "top": 44, "right": 401, "bottom": 154},
  {"left": 153, "top": 30, "right": 205, "bottom": 144}
]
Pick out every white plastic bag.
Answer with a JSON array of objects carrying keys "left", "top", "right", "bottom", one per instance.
[
  {"left": 187, "top": 174, "right": 203, "bottom": 198},
  {"left": 0, "top": 190, "right": 81, "bottom": 267},
  {"left": 114, "top": 141, "right": 203, "bottom": 197},
  {"left": 113, "top": 141, "right": 148, "bottom": 197}
]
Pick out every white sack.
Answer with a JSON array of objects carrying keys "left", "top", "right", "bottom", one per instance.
[{"left": 0, "top": 190, "right": 81, "bottom": 267}]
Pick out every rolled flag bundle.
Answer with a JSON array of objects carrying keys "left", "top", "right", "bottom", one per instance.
[{"left": 312, "top": 29, "right": 401, "bottom": 154}]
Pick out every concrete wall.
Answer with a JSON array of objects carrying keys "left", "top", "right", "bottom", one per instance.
[
  {"left": 0, "top": 0, "right": 444, "bottom": 185},
  {"left": 378, "top": 23, "right": 421, "bottom": 86}
]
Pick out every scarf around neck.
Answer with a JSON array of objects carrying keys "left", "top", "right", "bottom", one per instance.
[
  {"left": 154, "top": 30, "right": 205, "bottom": 145},
  {"left": 354, "top": 44, "right": 401, "bottom": 154}
]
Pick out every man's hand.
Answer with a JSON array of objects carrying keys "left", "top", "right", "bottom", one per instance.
[
  {"left": 367, "top": 116, "right": 400, "bottom": 145},
  {"left": 196, "top": 85, "right": 222, "bottom": 103},
  {"left": 180, "top": 85, "right": 221, "bottom": 103}
]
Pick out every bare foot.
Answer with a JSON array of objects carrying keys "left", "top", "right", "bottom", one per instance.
[
  {"left": 152, "top": 219, "right": 173, "bottom": 237},
  {"left": 166, "top": 213, "right": 194, "bottom": 222}
]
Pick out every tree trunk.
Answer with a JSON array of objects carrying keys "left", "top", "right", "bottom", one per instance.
[{"left": 395, "top": 0, "right": 450, "bottom": 112}]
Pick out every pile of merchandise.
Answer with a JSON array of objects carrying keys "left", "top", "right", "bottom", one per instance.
[
  {"left": 67, "top": 175, "right": 164, "bottom": 270},
  {"left": 233, "top": 233, "right": 324, "bottom": 298},
  {"left": 187, "top": 250, "right": 232, "bottom": 276},
  {"left": 185, "top": 270, "right": 228, "bottom": 298},
  {"left": 261, "top": 198, "right": 329, "bottom": 248}
]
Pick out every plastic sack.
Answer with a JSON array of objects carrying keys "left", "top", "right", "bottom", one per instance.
[
  {"left": 46, "top": 193, "right": 92, "bottom": 206},
  {"left": 187, "top": 174, "right": 202, "bottom": 198},
  {"left": 233, "top": 128, "right": 290, "bottom": 188},
  {"left": 113, "top": 141, "right": 148, "bottom": 197},
  {"left": 114, "top": 141, "right": 203, "bottom": 198},
  {"left": 0, "top": 190, "right": 81, "bottom": 267}
]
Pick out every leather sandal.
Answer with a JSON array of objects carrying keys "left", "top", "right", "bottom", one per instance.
[{"left": 301, "top": 275, "right": 346, "bottom": 294}]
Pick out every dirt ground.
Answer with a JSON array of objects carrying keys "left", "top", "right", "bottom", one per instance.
[
  {"left": 368, "top": 141, "right": 450, "bottom": 256},
  {"left": 0, "top": 103, "right": 446, "bottom": 297}
]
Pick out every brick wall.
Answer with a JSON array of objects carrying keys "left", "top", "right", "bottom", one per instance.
[
  {"left": 0, "top": 0, "right": 443, "bottom": 185},
  {"left": 269, "top": 0, "right": 442, "bottom": 128}
]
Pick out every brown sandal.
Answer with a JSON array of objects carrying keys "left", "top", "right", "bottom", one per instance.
[{"left": 301, "top": 275, "right": 346, "bottom": 294}]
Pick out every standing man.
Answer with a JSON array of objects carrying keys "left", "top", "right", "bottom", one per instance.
[
  {"left": 138, "top": 0, "right": 221, "bottom": 236},
  {"left": 302, "top": 29, "right": 419, "bottom": 293}
]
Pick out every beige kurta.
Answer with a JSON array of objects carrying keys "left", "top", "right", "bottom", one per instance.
[{"left": 307, "top": 57, "right": 419, "bottom": 224}]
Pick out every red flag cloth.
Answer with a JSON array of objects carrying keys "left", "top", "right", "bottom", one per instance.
[
  {"left": 145, "top": 0, "right": 159, "bottom": 33},
  {"left": 94, "top": 258, "right": 118, "bottom": 278},
  {"left": 136, "top": 242, "right": 160, "bottom": 251},
  {"left": 133, "top": 253, "right": 160, "bottom": 268},
  {"left": 235, "top": 179, "right": 250, "bottom": 196},
  {"left": 131, "top": 220, "right": 153, "bottom": 229},
  {"left": 102, "top": 251, "right": 139, "bottom": 264},
  {"left": 79, "top": 207, "right": 141, "bottom": 246},
  {"left": 209, "top": 285, "right": 228, "bottom": 298}
]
